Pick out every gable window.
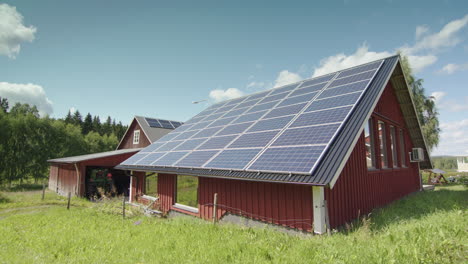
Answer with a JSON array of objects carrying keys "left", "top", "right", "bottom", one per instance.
[
  {"left": 390, "top": 126, "right": 398, "bottom": 168},
  {"left": 174, "top": 175, "right": 199, "bottom": 213},
  {"left": 399, "top": 129, "right": 406, "bottom": 167},
  {"left": 364, "top": 118, "right": 376, "bottom": 169},
  {"left": 133, "top": 130, "right": 140, "bottom": 144},
  {"left": 378, "top": 121, "right": 388, "bottom": 168}
]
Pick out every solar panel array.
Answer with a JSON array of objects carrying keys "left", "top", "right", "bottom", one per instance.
[
  {"left": 121, "top": 60, "right": 384, "bottom": 174},
  {"left": 145, "top": 117, "right": 183, "bottom": 129}
]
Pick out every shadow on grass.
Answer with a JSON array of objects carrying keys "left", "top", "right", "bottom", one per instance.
[
  {"left": 0, "top": 184, "right": 43, "bottom": 192},
  {"left": 0, "top": 193, "right": 11, "bottom": 204},
  {"left": 342, "top": 185, "right": 467, "bottom": 234}
]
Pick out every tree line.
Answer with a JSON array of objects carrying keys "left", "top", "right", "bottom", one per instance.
[{"left": 0, "top": 98, "right": 128, "bottom": 187}]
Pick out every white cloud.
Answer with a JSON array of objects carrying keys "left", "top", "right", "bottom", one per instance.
[
  {"left": 274, "top": 70, "right": 302, "bottom": 87},
  {"left": 0, "top": 4, "right": 36, "bottom": 58},
  {"left": 439, "top": 62, "right": 468, "bottom": 74},
  {"left": 312, "top": 44, "right": 392, "bottom": 77},
  {"left": 432, "top": 119, "right": 468, "bottom": 156},
  {"left": 209, "top": 88, "right": 244, "bottom": 102},
  {"left": 69, "top": 107, "right": 76, "bottom": 114},
  {"left": 0, "top": 82, "right": 53, "bottom": 116},
  {"left": 415, "top": 25, "right": 429, "bottom": 40},
  {"left": 246, "top": 81, "right": 265, "bottom": 89},
  {"left": 430, "top": 91, "right": 446, "bottom": 103},
  {"left": 432, "top": 92, "right": 468, "bottom": 112},
  {"left": 406, "top": 55, "right": 438, "bottom": 73}
]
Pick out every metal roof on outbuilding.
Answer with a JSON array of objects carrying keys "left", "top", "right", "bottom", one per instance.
[{"left": 48, "top": 148, "right": 142, "bottom": 164}]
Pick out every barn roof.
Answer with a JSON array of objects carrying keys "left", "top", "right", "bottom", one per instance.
[
  {"left": 48, "top": 148, "right": 142, "bottom": 164},
  {"left": 116, "top": 55, "right": 432, "bottom": 187}
]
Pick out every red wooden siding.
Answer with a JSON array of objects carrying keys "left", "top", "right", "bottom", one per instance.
[
  {"left": 325, "top": 83, "right": 420, "bottom": 229},
  {"left": 155, "top": 174, "right": 313, "bottom": 231},
  {"left": 118, "top": 119, "right": 151, "bottom": 150}
]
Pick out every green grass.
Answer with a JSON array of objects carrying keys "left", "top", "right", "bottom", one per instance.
[{"left": 0, "top": 186, "right": 466, "bottom": 264}]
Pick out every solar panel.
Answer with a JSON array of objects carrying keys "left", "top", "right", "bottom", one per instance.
[
  {"left": 121, "top": 153, "right": 147, "bottom": 166},
  {"left": 120, "top": 59, "right": 384, "bottom": 176},
  {"left": 227, "top": 130, "right": 280, "bottom": 148},
  {"left": 248, "top": 146, "right": 325, "bottom": 173},
  {"left": 145, "top": 117, "right": 182, "bottom": 129},
  {"left": 205, "top": 149, "right": 262, "bottom": 169}
]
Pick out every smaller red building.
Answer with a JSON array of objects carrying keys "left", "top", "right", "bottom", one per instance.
[{"left": 48, "top": 116, "right": 181, "bottom": 197}]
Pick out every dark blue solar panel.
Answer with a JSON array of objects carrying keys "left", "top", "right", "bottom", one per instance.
[
  {"left": 318, "top": 80, "right": 368, "bottom": 99},
  {"left": 272, "top": 123, "right": 341, "bottom": 146},
  {"left": 231, "top": 111, "right": 267, "bottom": 124},
  {"left": 222, "top": 108, "right": 249, "bottom": 118},
  {"left": 234, "top": 99, "right": 261, "bottom": 109},
  {"left": 247, "top": 115, "right": 294, "bottom": 132},
  {"left": 216, "top": 122, "right": 253, "bottom": 136},
  {"left": 145, "top": 118, "right": 161, "bottom": 128},
  {"left": 121, "top": 153, "right": 147, "bottom": 165},
  {"left": 228, "top": 130, "right": 279, "bottom": 148},
  {"left": 328, "top": 70, "right": 376, "bottom": 89},
  {"left": 277, "top": 92, "right": 317, "bottom": 107},
  {"left": 245, "top": 90, "right": 271, "bottom": 101},
  {"left": 306, "top": 93, "right": 361, "bottom": 112},
  {"left": 157, "top": 132, "right": 181, "bottom": 142},
  {"left": 337, "top": 61, "right": 381, "bottom": 79},
  {"left": 175, "top": 150, "right": 220, "bottom": 167},
  {"left": 269, "top": 84, "right": 298, "bottom": 96},
  {"left": 189, "top": 121, "right": 212, "bottom": 131},
  {"left": 158, "top": 141, "right": 184, "bottom": 151},
  {"left": 170, "top": 121, "right": 183, "bottom": 128},
  {"left": 205, "top": 149, "right": 262, "bottom": 169},
  {"left": 197, "top": 135, "right": 238, "bottom": 150},
  {"left": 248, "top": 146, "right": 325, "bottom": 173},
  {"left": 246, "top": 101, "right": 278, "bottom": 114},
  {"left": 141, "top": 142, "right": 165, "bottom": 152},
  {"left": 136, "top": 152, "right": 165, "bottom": 165},
  {"left": 298, "top": 74, "right": 335, "bottom": 88},
  {"left": 289, "top": 83, "right": 326, "bottom": 97},
  {"left": 158, "top": 119, "right": 174, "bottom": 129},
  {"left": 174, "top": 138, "right": 207, "bottom": 151},
  {"left": 173, "top": 130, "right": 199, "bottom": 140},
  {"left": 192, "top": 127, "right": 221, "bottom": 139},
  {"left": 207, "top": 116, "right": 236, "bottom": 128},
  {"left": 153, "top": 151, "right": 189, "bottom": 166},
  {"left": 291, "top": 106, "right": 352, "bottom": 127},
  {"left": 258, "top": 92, "right": 289, "bottom": 104},
  {"left": 263, "top": 103, "right": 307, "bottom": 119}
]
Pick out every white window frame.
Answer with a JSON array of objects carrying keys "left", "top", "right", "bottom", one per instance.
[
  {"left": 133, "top": 130, "right": 140, "bottom": 144},
  {"left": 365, "top": 118, "right": 376, "bottom": 169},
  {"left": 378, "top": 121, "right": 388, "bottom": 169},
  {"left": 390, "top": 126, "right": 398, "bottom": 168}
]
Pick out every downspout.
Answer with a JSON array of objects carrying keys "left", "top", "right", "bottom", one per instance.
[{"left": 125, "top": 170, "right": 139, "bottom": 202}]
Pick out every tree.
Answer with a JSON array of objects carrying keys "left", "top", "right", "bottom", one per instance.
[
  {"left": 64, "top": 110, "right": 73, "bottom": 124},
  {"left": 72, "top": 110, "right": 83, "bottom": 127},
  {"left": 92, "top": 115, "right": 101, "bottom": 134},
  {"left": 9, "top": 103, "right": 39, "bottom": 118},
  {"left": 0, "top": 97, "right": 8, "bottom": 113},
  {"left": 400, "top": 55, "right": 440, "bottom": 151},
  {"left": 82, "top": 113, "right": 93, "bottom": 135},
  {"left": 102, "top": 116, "right": 112, "bottom": 135}
]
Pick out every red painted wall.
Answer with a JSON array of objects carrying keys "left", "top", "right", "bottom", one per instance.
[
  {"left": 154, "top": 174, "right": 313, "bottom": 231},
  {"left": 325, "top": 83, "right": 420, "bottom": 229},
  {"left": 118, "top": 119, "right": 151, "bottom": 150}
]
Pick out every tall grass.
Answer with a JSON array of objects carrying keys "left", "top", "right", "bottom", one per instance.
[{"left": 0, "top": 186, "right": 466, "bottom": 263}]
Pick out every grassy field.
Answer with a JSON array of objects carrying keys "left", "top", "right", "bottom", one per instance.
[{"left": 0, "top": 185, "right": 466, "bottom": 264}]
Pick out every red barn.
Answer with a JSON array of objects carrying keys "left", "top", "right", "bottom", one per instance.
[
  {"left": 117, "top": 55, "right": 432, "bottom": 234},
  {"left": 48, "top": 116, "right": 182, "bottom": 197}
]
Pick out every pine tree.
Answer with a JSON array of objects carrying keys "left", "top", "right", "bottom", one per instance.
[
  {"left": 92, "top": 115, "right": 101, "bottom": 134},
  {"left": 82, "top": 113, "right": 93, "bottom": 135},
  {"left": 72, "top": 110, "right": 83, "bottom": 126},
  {"left": 64, "top": 110, "right": 73, "bottom": 124}
]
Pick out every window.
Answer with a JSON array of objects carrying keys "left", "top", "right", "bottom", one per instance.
[
  {"left": 378, "top": 121, "right": 388, "bottom": 168},
  {"left": 175, "top": 175, "right": 198, "bottom": 211},
  {"left": 133, "top": 130, "right": 140, "bottom": 144},
  {"left": 399, "top": 129, "right": 406, "bottom": 167},
  {"left": 364, "top": 118, "right": 376, "bottom": 169},
  {"left": 145, "top": 173, "right": 157, "bottom": 197},
  {"left": 390, "top": 126, "right": 398, "bottom": 168}
]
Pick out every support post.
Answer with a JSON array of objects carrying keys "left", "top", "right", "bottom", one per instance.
[
  {"left": 42, "top": 182, "right": 46, "bottom": 201},
  {"left": 212, "top": 193, "right": 218, "bottom": 223},
  {"left": 312, "top": 186, "right": 327, "bottom": 234},
  {"left": 67, "top": 192, "right": 71, "bottom": 210},
  {"left": 122, "top": 195, "right": 126, "bottom": 219}
]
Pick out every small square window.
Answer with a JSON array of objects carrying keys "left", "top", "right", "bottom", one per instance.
[{"left": 133, "top": 130, "right": 140, "bottom": 144}]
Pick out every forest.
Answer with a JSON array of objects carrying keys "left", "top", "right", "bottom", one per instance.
[{"left": 0, "top": 97, "right": 128, "bottom": 187}]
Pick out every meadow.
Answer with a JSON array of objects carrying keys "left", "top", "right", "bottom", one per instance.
[{"left": 0, "top": 185, "right": 466, "bottom": 264}]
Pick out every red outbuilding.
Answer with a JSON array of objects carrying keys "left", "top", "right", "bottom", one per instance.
[{"left": 118, "top": 55, "right": 432, "bottom": 233}]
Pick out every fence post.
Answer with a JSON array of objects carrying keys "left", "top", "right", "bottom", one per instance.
[
  {"left": 67, "top": 192, "right": 71, "bottom": 210},
  {"left": 212, "top": 193, "right": 218, "bottom": 224},
  {"left": 42, "top": 182, "right": 46, "bottom": 201},
  {"left": 122, "top": 195, "right": 126, "bottom": 219}
]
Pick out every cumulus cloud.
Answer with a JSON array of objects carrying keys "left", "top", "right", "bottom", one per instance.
[
  {"left": 439, "top": 63, "right": 468, "bottom": 74},
  {"left": 246, "top": 81, "right": 266, "bottom": 90},
  {"left": 431, "top": 92, "right": 468, "bottom": 112},
  {"left": 0, "top": 82, "right": 53, "bottom": 116},
  {"left": 415, "top": 25, "right": 429, "bottom": 40},
  {"left": 209, "top": 88, "right": 244, "bottom": 102},
  {"left": 430, "top": 91, "right": 446, "bottom": 103},
  {"left": 312, "top": 44, "right": 391, "bottom": 77},
  {"left": 0, "top": 3, "right": 37, "bottom": 58},
  {"left": 274, "top": 70, "right": 302, "bottom": 87},
  {"left": 432, "top": 119, "right": 468, "bottom": 156}
]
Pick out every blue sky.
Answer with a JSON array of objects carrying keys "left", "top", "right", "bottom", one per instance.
[{"left": 0, "top": 0, "right": 467, "bottom": 156}]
